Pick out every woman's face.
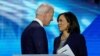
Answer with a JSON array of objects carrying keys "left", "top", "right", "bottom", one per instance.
[{"left": 58, "top": 15, "right": 69, "bottom": 32}]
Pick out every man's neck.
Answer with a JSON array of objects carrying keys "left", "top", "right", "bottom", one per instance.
[{"left": 34, "top": 18, "right": 44, "bottom": 27}]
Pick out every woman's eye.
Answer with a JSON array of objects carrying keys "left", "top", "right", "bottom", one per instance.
[
  {"left": 59, "top": 19, "right": 62, "bottom": 22},
  {"left": 58, "top": 19, "right": 62, "bottom": 22}
]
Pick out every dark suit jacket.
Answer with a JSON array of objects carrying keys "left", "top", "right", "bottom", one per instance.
[
  {"left": 21, "top": 21, "right": 48, "bottom": 54},
  {"left": 53, "top": 33, "right": 87, "bottom": 56}
]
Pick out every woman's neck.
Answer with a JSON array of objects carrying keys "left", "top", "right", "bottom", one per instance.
[{"left": 61, "top": 31, "right": 69, "bottom": 41}]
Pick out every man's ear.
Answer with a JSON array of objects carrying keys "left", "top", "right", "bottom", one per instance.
[
  {"left": 45, "top": 13, "right": 48, "bottom": 17},
  {"left": 44, "top": 13, "right": 48, "bottom": 19},
  {"left": 42, "top": 14, "right": 46, "bottom": 22}
]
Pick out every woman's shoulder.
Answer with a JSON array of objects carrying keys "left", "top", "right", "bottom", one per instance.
[
  {"left": 54, "top": 35, "right": 61, "bottom": 44},
  {"left": 54, "top": 33, "right": 62, "bottom": 40},
  {"left": 54, "top": 36, "right": 60, "bottom": 41},
  {"left": 70, "top": 33, "right": 85, "bottom": 40},
  {"left": 69, "top": 33, "right": 86, "bottom": 46},
  {"left": 71, "top": 32, "right": 83, "bottom": 36}
]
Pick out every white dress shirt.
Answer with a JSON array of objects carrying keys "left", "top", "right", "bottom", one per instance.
[{"left": 34, "top": 18, "right": 43, "bottom": 27}]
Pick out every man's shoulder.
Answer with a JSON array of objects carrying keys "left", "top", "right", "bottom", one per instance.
[
  {"left": 31, "top": 21, "right": 41, "bottom": 26},
  {"left": 26, "top": 21, "right": 42, "bottom": 29},
  {"left": 23, "top": 21, "right": 43, "bottom": 32}
]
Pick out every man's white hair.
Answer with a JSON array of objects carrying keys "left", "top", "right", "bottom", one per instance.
[{"left": 36, "top": 4, "right": 53, "bottom": 15}]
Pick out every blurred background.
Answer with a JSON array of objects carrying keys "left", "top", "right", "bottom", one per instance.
[{"left": 0, "top": 0, "right": 100, "bottom": 56}]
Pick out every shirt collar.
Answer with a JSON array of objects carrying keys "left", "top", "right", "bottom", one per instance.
[{"left": 34, "top": 18, "right": 43, "bottom": 27}]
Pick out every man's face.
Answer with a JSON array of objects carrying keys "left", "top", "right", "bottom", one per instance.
[{"left": 44, "top": 9, "right": 54, "bottom": 26}]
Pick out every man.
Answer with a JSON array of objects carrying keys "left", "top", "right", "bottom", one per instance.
[{"left": 21, "top": 4, "right": 54, "bottom": 54}]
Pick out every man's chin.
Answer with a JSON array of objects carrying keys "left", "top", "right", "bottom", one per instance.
[{"left": 44, "top": 24, "right": 49, "bottom": 26}]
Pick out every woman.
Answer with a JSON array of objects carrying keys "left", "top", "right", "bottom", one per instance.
[{"left": 53, "top": 12, "right": 87, "bottom": 56}]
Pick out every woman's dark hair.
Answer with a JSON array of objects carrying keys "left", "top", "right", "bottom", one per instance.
[{"left": 57, "top": 12, "right": 80, "bottom": 34}]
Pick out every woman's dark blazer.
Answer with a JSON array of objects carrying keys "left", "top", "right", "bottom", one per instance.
[{"left": 53, "top": 33, "right": 87, "bottom": 56}]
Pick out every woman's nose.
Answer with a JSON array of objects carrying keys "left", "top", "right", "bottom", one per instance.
[{"left": 58, "top": 22, "right": 61, "bottom": 26}]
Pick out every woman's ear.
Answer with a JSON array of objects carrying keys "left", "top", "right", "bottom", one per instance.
[
  {"left": 68, "top": 24, "right": 72, "bottom": 33},
  {"left": 66, "top": 23, "right": 69, "bottom": 33}
]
